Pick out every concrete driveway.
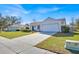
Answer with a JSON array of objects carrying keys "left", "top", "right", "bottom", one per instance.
[
  {"left": 12, "top": 32, "right": 55, "bottom": 45},
  {"left": 0, "top": 32, "right": 56, "bottom": 54}
]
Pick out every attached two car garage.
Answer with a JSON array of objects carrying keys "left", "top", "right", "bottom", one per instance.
[{"left": 40, "top": 23, "right": 61, "bottom": 32}]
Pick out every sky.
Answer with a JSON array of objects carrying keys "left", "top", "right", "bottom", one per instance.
[{"left": 0, "top": 4, "right": 79, "bottom": 24}]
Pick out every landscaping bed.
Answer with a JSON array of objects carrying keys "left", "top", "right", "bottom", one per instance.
[{"left": 35, "top": 32, "right": 79, "bottom": 54}]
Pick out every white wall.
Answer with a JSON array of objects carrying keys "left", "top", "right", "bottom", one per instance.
[{"left": 40, "top": 21, "right": 62, "bottom": 32}]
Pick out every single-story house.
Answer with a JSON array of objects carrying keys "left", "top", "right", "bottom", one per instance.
[
  {"left": 30, "top": 17, "right": 66, "bottom": 32},
  {"left": 4, "top": 24, "right": 30, "bottom": 31}
]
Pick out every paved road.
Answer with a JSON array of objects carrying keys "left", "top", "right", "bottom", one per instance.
[{"left": 0, "top": 32, "right": 56, "bottom": 54}]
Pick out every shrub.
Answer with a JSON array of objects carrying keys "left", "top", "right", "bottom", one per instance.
[
  {"left": 26, "top": 27, "right": 29, "bottom": 29},
  {"left": 21, "top": 27, "right": 31, "bottom": 32},
  {"left": 16, "top": 29, "right": 20, "bottom": 31},
  {"left": 21, "top": 29, "right": 31, "bottom": 32},
  {"left": 61, "top": 26, "right": 70, "bottom": 33}
]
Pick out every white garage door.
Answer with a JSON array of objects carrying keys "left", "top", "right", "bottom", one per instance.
[{"left": 40, "top": 23, "right": 61, "bottom": 32}]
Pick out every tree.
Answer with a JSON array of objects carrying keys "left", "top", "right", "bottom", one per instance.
[
  {"left": 70, "top": 17, "right": 74, "bottom": 32},
  {"left": 0, "top": 13, "right": 21, "bottom": 32},
  {"left": 0, "top": 13, "right": 5, "bottom": 31},
  {"left": 75, "top": 18, "right": 79, "bottom": 29}
]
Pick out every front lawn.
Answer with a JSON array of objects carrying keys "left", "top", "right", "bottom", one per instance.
[
  {"left": 36, "top": 32, "right": 79, "bottom": 54},
  {"left": 0, "top": 31, "right": 33, "bottom": 39}
]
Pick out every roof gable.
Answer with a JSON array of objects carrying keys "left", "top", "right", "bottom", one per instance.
[
  {"left": 43, "top": 17, "right": 65, "bottom": 22},
  {"left": 31, "top": 17, "right": 66, "bottom": 26}
]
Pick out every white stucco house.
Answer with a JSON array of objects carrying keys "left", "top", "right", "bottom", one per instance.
[{"left": 30, "top": 17, "right": 66, "bottom": 32}]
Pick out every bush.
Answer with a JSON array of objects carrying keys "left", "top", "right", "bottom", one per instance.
[
  {"left": 16, "top": 29, "right": 20, "bottom": 31},
  {"left": 26, "top": 27, "right": 29, "bottom": 29},
  {"left": 21, "top": 27, "right": 31, "bottom": 32},
  {"left": 61, "top": 26, "right": 70, "bottom": 33},
  {"left": 21, "top": 29, "right": 31, "bottom": 32}
]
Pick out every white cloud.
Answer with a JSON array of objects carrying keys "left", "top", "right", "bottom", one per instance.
[
  {"left": 36, "top": 7, "right": 60, "bottom": 13},
  {"left": 0, "top": 4, "right": 32, "bottom": 24},
  {"left": 13, "top": 4, "right": 31, "bottom": 14},
  {"left": 0, "top": 4, "right": 31, "bottom": 17}
]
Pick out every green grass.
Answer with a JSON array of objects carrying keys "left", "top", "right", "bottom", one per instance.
[
  {"left": 36, "top": 32, "right": 79, "bottom": 54},
  {"left": 0, "top": 31, "right": 33, "bottom": 39}
]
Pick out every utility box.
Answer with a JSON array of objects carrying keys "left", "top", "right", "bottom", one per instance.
[{"left": 64, "top": 40, "right": 79, "bottom": 51}]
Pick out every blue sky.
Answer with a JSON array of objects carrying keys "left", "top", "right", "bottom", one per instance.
[{"left": 0, "top": 4, "right": 79, "bottom": 24}]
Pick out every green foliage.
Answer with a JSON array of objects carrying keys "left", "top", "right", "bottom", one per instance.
[
  {"left": 16, "top": 29, "right": 20, "bottom": 31},
  {"left": 21, "top": 29, "right": 31, "bottom": 32},
  {"left": 75, "top": 19, "right": 79, "bottom": 29},
  {"left": 0, "top": 13, "right": 21, "bottom": 31},
  {"left": 21, "top": 27, "right": 31, "bottom": 32},
  {"left": 0, "top": 31, "right": 32, "bottom": 39},
  {"left": 36, "top": 32, "right": 79, "bottom": 54},
  {"left": 61, "top": 26, "right": 70, "bottom": 33},
  {"left": 25, "top": 27, "right": 29, "bottom": 29}
]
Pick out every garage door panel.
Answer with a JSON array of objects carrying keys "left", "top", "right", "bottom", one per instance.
[{"left": 40, "top": 24, "right": 60, "bottom": 32}]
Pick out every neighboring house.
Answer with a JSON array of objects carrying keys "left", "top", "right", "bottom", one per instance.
[
  {"left": 4, "top": 24, "right": 30, "bottom": 31},
  {"left": 30, "top": 17, "right": 66, "bottom": 32}
]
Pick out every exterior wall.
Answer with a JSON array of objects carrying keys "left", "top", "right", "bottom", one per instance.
[
  {"left": 30, "top": 18, "right": 66, "bottom": 32},
  {"left": 6, "top": 26, "right": 21, "bottom": 31},
  {"left": 30, "top": 21, "right": 62, "bottom": 32},
  {"left": 30, "top": 22, "right": 40, "bottom": 31},
  {"left": 5, "top": 24, "right": 26, "bottom": 31},
  {"left": 31, "top": 26, "right": 39, "bottom": 31},
  {"left": 40, "top": 21, "right": 61, "bottom": 32}
]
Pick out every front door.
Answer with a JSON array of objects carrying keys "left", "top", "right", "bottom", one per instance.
[{"left": 32, "top": 26, "right": 34, "bottom": 31}]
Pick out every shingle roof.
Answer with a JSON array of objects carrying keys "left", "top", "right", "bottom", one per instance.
[
  {"left": 43, "top": 17, "right": 65, "bottom": 22},
  {"left": 30, "top": 22, "right": 41, "bottom": 26},
  {"left": 31, "top": 17, "right": 66, "bottom": 26}
]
